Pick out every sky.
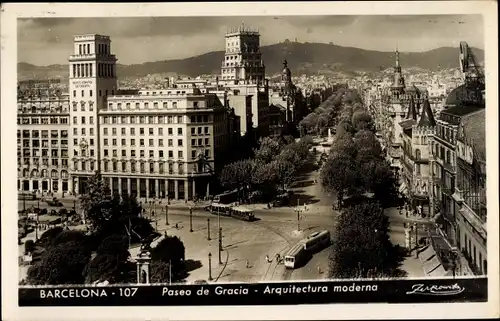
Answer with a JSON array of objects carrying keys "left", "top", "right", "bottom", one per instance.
[{"left": 18, "top": 15, "right": 484, "bottom": 66}]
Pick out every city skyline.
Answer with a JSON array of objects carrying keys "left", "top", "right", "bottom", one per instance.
[{"left": 18, "top": 15, "right": 484, "bottom": 66}]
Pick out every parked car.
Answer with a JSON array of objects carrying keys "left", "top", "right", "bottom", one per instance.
[{"left": 45, "top": 197, "right": 63, "bottom": 207}]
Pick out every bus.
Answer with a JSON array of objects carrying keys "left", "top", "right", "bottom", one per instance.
[
  {"left": 230, "top": 206, "right": 255, "bottom": 222},
  {"left": 213, "top": 189, "right": 238, "bottom": 204},
  {"left": 303, "top": 230, "right": 331, "bottom": 253},
  {"left": 284, "top": 242, "right": 310, "bottom": 269}
]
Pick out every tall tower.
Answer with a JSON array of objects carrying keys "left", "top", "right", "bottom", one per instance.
[
  {"left": 221, "top": 24, "right": 265, "bottom": 85},
  {"left": 68, "top": 34, "right": 118, "bottom": 194},
  {"left": 391, "top": 49, "right": 405, "bottom": 95}
]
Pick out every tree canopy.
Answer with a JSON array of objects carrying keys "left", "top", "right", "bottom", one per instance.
[{"left": 151, "top": 236, "right": 186, "bottom": 282}]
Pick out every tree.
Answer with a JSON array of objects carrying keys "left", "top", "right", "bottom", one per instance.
[
  {"left": 328, "top": 203, "right": 406, "bottom": 279},
  {"left": 79, "top": 172, "right": 112, "bottom": 233},
  {"left": 150, "top": 260, "right": 173, "bottom": 283},
  {"left": 352, "top": 110, "right": 374, "bottom": 132},
  {"left": 151, "top": 236, "right": 186, "bottom": 281},
  {"left": 36, "top": 226, "right": 64, "bottom": 248},
  {"left": 25, "top": 240, "right": 35, "bottom": 254},
  {"left": 51, "top": 230, "right": 90, "bottom": 249},
  {"left": 27, "top": 241, "right": 92, "bottom": 285},
  {"left": 219, "top": 159, "right": 255, "bottom": 200},
  {"left": 254, "top": 137, "right": 285, "bottom": 163},
  {"left": 96, "top": 234, "right": 130, "bottom": 261}
]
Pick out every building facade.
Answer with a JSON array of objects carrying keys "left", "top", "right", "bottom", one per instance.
[
  {"left": 17, "top": 84, "right": 71, "bottom": 194},
  {"left": 221, "top": 25, "right": 265, "bottom": 85}
]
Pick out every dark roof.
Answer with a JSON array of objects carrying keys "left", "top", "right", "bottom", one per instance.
[
  {"left": 403, "top": 127, "right": 413, "bottom": 138},
  {"left": 399, "top": 119, "right": 417, "bottom": 130},
  {"left": 418, "top": 99, "right": 436, "bottom": 127},
  {"left": 461, "top": 109, "right": 486, "bottom": 161},
  {"left": 440, "top": 104, "right": 484, "bottom": 117},
  {"left": 406, "top": 97, "right": 418, "bottom": 120}
]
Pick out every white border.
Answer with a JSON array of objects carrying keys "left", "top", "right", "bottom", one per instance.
[{"left": 1, "top": 2, "right": 498, "bottom": 320}]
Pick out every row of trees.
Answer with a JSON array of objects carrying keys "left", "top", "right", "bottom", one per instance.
[
  {"left": 25, "top": 172, "right": 188, "bottom": 285},
  {"left": 298, "top": 85, "right": 356, "bottom": 137},
  {"left": 320, "top": 89, "right": 405, "bottom": 279},
  {"left": 219, "top": 135, "right": 313, "bottom": 202}
]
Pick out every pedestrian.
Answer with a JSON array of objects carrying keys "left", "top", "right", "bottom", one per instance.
[
  {"left": 246, "top": 260, "right": 250, "bottom": 268},
  {"left": 317, "top": 266, "right": 322, "bottom": 274},
  {"left": 175, "top": 223, "right": 179, "bottom": 229},
  {"left": 265, "top": 255, "right": 270, "bottom": 263}
]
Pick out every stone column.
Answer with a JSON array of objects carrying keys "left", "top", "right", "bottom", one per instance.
[
  {"left": 174, "top": 180, "right": 179, "bottom": 200},
  {"left": 109, "top": 177, "right": 113, "bottom": 193},
  {"left": 155, "top": 179, "right": 159, "bottom": 199},
  {"left": 184, "top": 179, "right": 189, "bottom": 201},
  {"left": 74, "top": 177, "right": 79, "bottom": 195},
  {"left": 127, "top": 178, "right": 131, "bottom": 196},
  {"left": 165, "top": 179, "right": 170, "bottom": 199},
  {"left": 145, "top": 178, "right": 150, "bottom": 199},
  {"left": 192, "top": 179, "right": 196, "bottom": 200},
  {"left": 118, "top": 177, "right": 122, "bottom": 196}
]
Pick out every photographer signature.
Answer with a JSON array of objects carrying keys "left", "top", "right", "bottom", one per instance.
[{"left": 406, "top": 283, "right": 465, "bottom": 296}]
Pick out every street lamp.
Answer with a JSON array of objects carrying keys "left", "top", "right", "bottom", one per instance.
[
  {"left": 207, "top": 218, "right": 211, "bottom": 240},
  {"left": 189, "top": 206, "right": 193, "bottom": 232},
  {"left": 208, "top": 252, "right": 213, "bottom": 281},
  {"left": 218, "top": 227, "right": 223, "bottom": 264},
  {"left": 165, "top": 205, "right": 169, "bottom": 225}
]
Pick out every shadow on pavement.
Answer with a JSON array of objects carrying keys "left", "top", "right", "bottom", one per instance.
[{"left": 184, "top": 259, "right": 203, "bottom": 273}]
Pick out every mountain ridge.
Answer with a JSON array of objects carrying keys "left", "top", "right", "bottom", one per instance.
[{"left": 18, "top": 42, "right": 484, "bottom": 80}]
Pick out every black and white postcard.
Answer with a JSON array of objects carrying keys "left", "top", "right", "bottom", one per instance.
[{"left": 1, "top": 1, "right": 498, "bottom": 320}]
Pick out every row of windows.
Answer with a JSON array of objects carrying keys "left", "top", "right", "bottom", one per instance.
[
  {"left": 101, "top": 115, "right": 211, "bottom": 125},
  {"left": 72, "top": 90, "right": 114, "bottom": 99},
  {"left": 20, "top": 168, "right": 68, "bottom": 179},
  {"left": 19, "top": 149, "right": 69, "bottom": 157},
  {"left": 77, "top": 43, "right": 109, "bottom": 55},
  {"left": 103, "top": 137, "right": 209, "bottom": 147},
  {"left": 19, "top": 139, "right": 68, "bottom": 147},
  {"left": 101, "top": 148, "right": 210, "bottom": 160},
  {"left": 108, "top": 101, "right": 184, "bottom": 110},
  {"left": 72, "top": 63, "right": 115, "bottom": 78},
  {"left": 73, "top": 116, "right": 94, "bottom": 125},
  {"left": 20, "top": 158, "right": 69, "bottom": 167},
  {"left": 19, "top": 130, "right": 68, "bottom": 138},
  {"left": 73, "top": 127, "right": 95, "bottom": 136},
  {"left": 103, "top": 161, "right": 185, "bottom": 174},
  {"left": 18, "top": 117, "right": 69, "bottom": 125}
]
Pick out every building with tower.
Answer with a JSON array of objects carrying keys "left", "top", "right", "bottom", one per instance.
[
  {"left": 68, "top": 34, "right": 118, "bottom": 194},
  {"left": 399, "top": 98, "right": 437, "bottom": 217},
  {"left": 380, "top": 50, "right": 428, "bottom": 175},
  {"left": 221, "top": 24, "right": 265, "bottom": 85}
]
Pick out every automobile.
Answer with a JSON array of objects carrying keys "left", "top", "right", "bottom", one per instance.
[{"left": 45, "top": 197, "right": 63, "bottom": 207}]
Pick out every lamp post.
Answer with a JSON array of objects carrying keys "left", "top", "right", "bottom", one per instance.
[
  {"left": 218, "top": 227, "right": 223, "bottom": 264},
  {"left": 165, "top": 205, "right": 169, "bottom": 225},
  {"left": 414, "top": 222, "right": 419, "bottom": 258},
  {"left": 189, "top": 206, "right": 193, "bottom": 232},
  {"left": 207, "top": 218, "right": 211, "bottom": 240},
  {"left": 208, "top": 252, "right": 213, "bottom": 281}
]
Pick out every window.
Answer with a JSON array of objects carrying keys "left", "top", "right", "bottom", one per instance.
[
  {"left": 140, "top": 128, "right": 145, "bottom": 135},
  {"left": 131, "top": 116, "right": 136, "bottom": 124},
  {"left": 168, "top": 151, "right": 173, "bottom": 158},
  {"left": 204, "top": 126, "right": 209, "bottom": 134},
  {"left": 191, "top": 139, "right": 196, "bottom": 146},
  {"left": 205, "top": 138, "right": 209, "bottom": 145},
  {"left": 177, "top": 116, "right": 183, "bottom": 123},
  {"left": 103, "top": 128, "right": 108, "bottom": 135},
  {"left": 178, "top": 151, "right": 183, "bottom": 158},
  {"left": 149, "top": 139, "right": 154, "bottom": 147},
  {"left": 104, "top": 149, "right": 109, "bottom": 157},
  {"left": 81, "top": 128, "right": 86, "bottom": 135},
  {"left": 191, "top": 128, "right": 196, "bottom": 135},
  {"left": 158, "top": 128, "right": 163, "bottom": 135},
  {"left": 73, "top": 128, "right": 77, "bottom": 135},
  {"left": 159, "top": 139, "right": 163, "bottom": 147},
  {"left": 158, "top": 116, "right": 164, "bottom": 124},
  {"left": 121, "top": 128, "right": 126, "bottom": 135},
  {"left": 90, "top": 90, "right": 93, "bottom": 97},
  {"left": 415, "top": 149, "right": 421, "bottom": 160},
  {"left": 145, "top": 102, "right": 149, "bottom": 109},
  {"left": 104, "top": 139, "right": 108, "bottom": 146},
  {"left": 131, "top": 139, "right": 136, "bottom": 146},
  {"left": 112, "top": 128, "right": 117, "bottom": 136},
  {"left": 148, "top": 116, "right": 154, "bottom": 124},
  {"left": 140, "top": 150, "right": 145, "bottom": 158},
  {"left": 168, "top": 116, "right": 173, "bottom": 124},
  {"left": 131, "top": 150, "right": 136, "bottom": 157},
  {"left": 193, "top": 101, "right": 199, "bottom": 108},
  {"left": 416, "top": 164, "right": 421, "bottom": 175},
  {"left": 159, "top": 151, "right": 164, "bottom": 158},
  {"left": 150, "top": 163, "right": 155, "bottom": 173},
  {"left": 178, "top": 139, "right": 183, "bottom": 147},
  {"left": 149, "top": 128, "right": 154, "bottom": 135},
  {"left": 90, "top": 116, "right": 94, "bottom": 124},
  {"left": 198, "top": 127, "right": 202, "bottom": 135},
  {"left": 140, "top": 139, "right": 145, "bottom": 147},
  {"left": 121, "top": 139, "right": 126, "bottom": 146},
  {"left": 131, "top": 128, "right": 135, "bottom": 135},
  {"left": 168, "top": 139, "right": 173, "bottom": 147},
  {"left": 81, "top": 90, "right": 84, "bottom": 97},
  {"left": 81, "top": 116, "right": 86, "bottom": 124},
  {"left": 112, "top": 116, "right": 117, "bottom": 124},
  {"left": 73, "top": 117, "right": 77, "bottom": 124},
  {"left": 172, "top": 102, "right": 177, "bottom": 108},
  {"left": 149, "top": 150, "right": 154, "bottom": 158},
  {"left": 168, "top": 128, "right": 173, "bottom": 135},
  {"left": 112, "top": 139, "right": 117, "bottom": 146},
  {"left": 178, "top": 128, "right": 183, "bottom": 135},
  {"left": 112, "top": 150, "right": 118, "bottom": 158}
]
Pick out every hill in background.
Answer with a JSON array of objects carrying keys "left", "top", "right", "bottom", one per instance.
[{"left": 18, "top": 41, "right": 484, "bottom": 81}]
